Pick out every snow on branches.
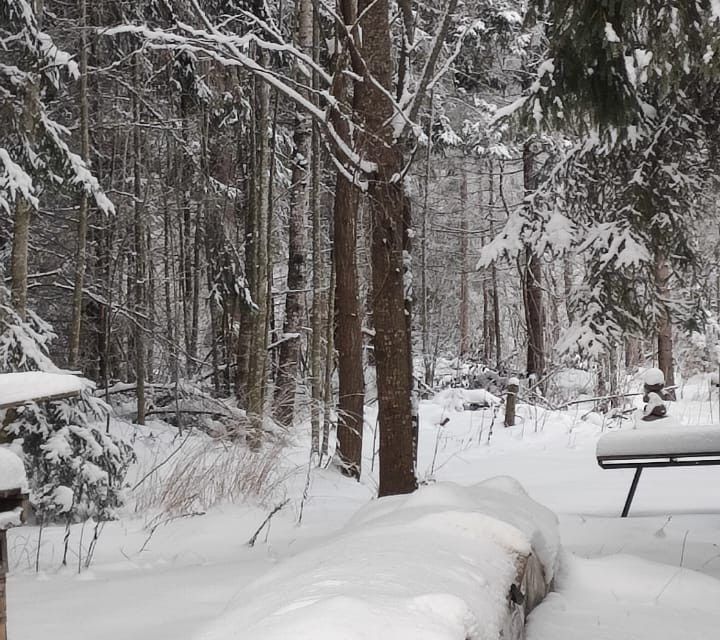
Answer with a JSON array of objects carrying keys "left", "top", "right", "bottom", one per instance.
[{"left": 0, "top": 290, "right": 134, "bottom": 523}]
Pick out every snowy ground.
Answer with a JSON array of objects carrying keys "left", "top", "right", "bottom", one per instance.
[{"left": 6, "top": 378, "right": 720, "bottom": 639}]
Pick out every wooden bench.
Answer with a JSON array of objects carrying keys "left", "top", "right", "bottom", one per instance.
[{"left": 596, "top": 424, "right": 720, "bottom": 517}]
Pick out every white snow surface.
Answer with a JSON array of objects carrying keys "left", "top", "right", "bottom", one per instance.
[
  {"left": 0, "top": 371, "right": 88, "bottom": 406},
  {"left": 200, "top": 480, "right": 557, "bottom": 640},
  {"left": 0, "top": 447, "right": 27, "bottom": 493},
  {"left": 597, "top": 423, "right": 720, "bottom": 457},
  {"left": 5, "top": 376, "right": 720, "bottom": 640},
  {"left": 527, "top": 554, "right": 720, "bottom": 640}
]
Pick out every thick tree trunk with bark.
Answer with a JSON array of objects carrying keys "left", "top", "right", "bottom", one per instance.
[
  {"left": 357, "top": 0, "right": 416, "bottom": 497},
  {"left": 330, "top": 0, "right": 365, "bottom": 478},
  {"left": 275, "top": 0, "right": 313, "bottom": 427}
]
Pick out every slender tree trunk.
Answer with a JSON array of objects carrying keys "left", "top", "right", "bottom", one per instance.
[
  {"left": 421, "top": 94, "right": 433, "bottom": 386},
  {"left": 459, "top": 163, "right": 469, "bottom": 357},
  {"left": 322, "top": 252, "right": 336, "bottom": 460},
  {"left": 68, "top": 0, "right": 90, "bottom": 369},
  {"left": 275, "top": 0, "right": 313, "bottom": 427},
  {"left": 309, "top": 12, "right": 323, "bottom": 455},
  {"left": 11, "top": 73, "right": 39, "bottom": 319},
  {"left": 246, "top": 60, "right": 271, "bottom": 446},
  {"left": 523, "top": 139, "right": 545, "bottom": 385},
  {"left": 487, "top": 160, "right": 501, "bottom": 368},
  {"left": 133, "top": 54, "right": 146, "bottom": 425},
  {"left": 235, "top": 112, "right": 253, "bottom": 406},
  {"left": 656, "top": 253, "right": 676, "bottom": 400},
  {"left": 10, "top": 200, "right": 31, "bottom": 320},
  {"left": 357, "top": 0, "right": 416, "bottom": 497}
]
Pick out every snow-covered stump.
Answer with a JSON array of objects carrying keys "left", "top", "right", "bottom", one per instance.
[
  {"left": 198, "top": 478, "right": 559, "bottom": 640},
  {"left": 504, "top": 378, "right": 519, "bottom": 428},
  {"left": 0, "top": 449, "right": 28, "bottom": 640},
  {"left": 502, "top": 550, "right": 552, "bottom": 640}
]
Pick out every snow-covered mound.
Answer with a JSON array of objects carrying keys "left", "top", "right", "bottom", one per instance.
[
  {"left": 198, "top": 479, "right": 559, "bottom": 640},
  {"left": 0, "top": 446, "right": 27, "bottom": 493},
  {"left": 433, "top": 388, "right": 501, "bottom": 413}
]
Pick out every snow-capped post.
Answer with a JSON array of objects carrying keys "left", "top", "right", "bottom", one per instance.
[
  {"left": 0, "top": 448, "right": 28, "bottom": 640},
  {"left": 504, "top": 377, "right": 519, "bottom": 427},
  {"left": 641, "top": 368, "right": 667, "bottom": 422}
]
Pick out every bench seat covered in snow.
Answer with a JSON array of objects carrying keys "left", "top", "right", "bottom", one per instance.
[
  {"left": 0, "top": 372, "right": 86, "bottom": 410},
  {"left": 596, "top": 424, "right": 720, "bottom": 517}
]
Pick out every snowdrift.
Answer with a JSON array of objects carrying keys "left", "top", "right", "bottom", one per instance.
[{"left": 198, "top": 478, "right": 559, "bottom": 640}]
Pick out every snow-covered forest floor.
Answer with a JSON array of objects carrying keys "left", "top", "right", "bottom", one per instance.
[{"left": 7, "top": 375, "right": 720, "bottom": 639}]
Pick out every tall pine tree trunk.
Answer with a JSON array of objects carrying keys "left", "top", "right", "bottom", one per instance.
[
  {"left": 357, "top": 0, "right": 416, "bottom": 497},
  {"left": 332, "top": 0, "right": 364, "bottom": 478}
]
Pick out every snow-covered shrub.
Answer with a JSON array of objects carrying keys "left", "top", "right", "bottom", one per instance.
[{"left": 0, "top": 293, "right": 134, "bottom": 522}]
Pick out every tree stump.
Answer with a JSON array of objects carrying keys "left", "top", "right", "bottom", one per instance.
[{"left": 504, "top": 377, "right": 519, "bottom": 427}]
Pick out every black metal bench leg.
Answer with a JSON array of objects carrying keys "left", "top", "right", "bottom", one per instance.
[{"left": 621, "top": 467, "right": 643, "bottom": 517}]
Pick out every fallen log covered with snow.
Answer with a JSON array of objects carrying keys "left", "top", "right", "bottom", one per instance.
[{"left": 198, "top": 478, "right": 559, "bottom": 640}]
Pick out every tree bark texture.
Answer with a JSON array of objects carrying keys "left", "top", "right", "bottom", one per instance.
[
  {"left": 246, "top": 63, "right": 272, "bottom": 446},
  {"left": 275, "top": 0, "right": 313, "bottom": 427},
  {"left": 331, "top": 0, "right": 365, "bottom": 479},
  {"left": 655, "top": 254, "right": 676, "bottom": 400},
  {"left": 68, "top": 0, "right": 90, "bottom": 369},
  {"left": 523, "top": 140, "right": 545, "bottom": 384},
  {"left": 459, "top": 165, "right": 469, "bottom": 356},
  {"left": 357, "top": 0, "right": 416, "bottom": 497},
  {"left": 133, "top": 54, "right": 146, "bottom": 425}
]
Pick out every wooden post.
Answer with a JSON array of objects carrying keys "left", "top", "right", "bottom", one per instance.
[
  {"left": 504, "top": 377, "right": 519, "bottom": 428},
  {"left": 0, "top": 529, "right": 7, "bottom": 640}
]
